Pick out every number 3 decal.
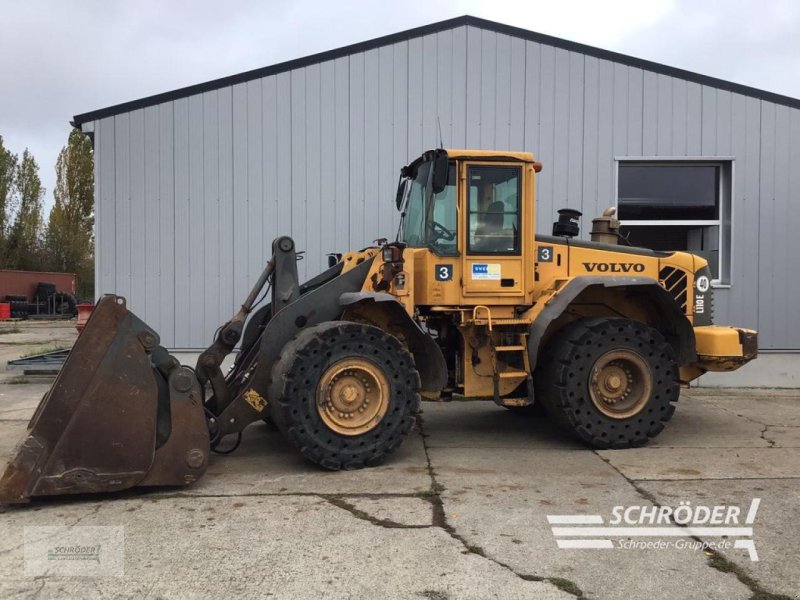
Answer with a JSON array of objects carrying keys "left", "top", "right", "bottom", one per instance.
[
  {"left": 435, "top": 264, "right": 453, "bottom": 281},
  {"left": 537, "top": 246, "right": 554, "bottom": 263}
]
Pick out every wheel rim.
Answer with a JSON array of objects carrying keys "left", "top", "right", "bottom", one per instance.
[
  {"left": 317, "top": 358, "right": 390, "bottom": 436},
  {"left": 588, "top": 349, "right": 652, "bottom": 419}
]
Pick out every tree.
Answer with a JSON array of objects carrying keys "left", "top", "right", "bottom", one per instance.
[
  {"left": 46, "top": 129, "right": 95, "bottom": 298},
  {"left": 0, "top": 135, "right": 18, "bottom": 260},
  {"left": 6, "top": 149, "right": 45, "bottom": 270}
]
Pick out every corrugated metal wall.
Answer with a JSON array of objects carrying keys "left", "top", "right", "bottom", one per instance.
[{"left": 88, "top": 24, "right": 800, "bottom": 350}]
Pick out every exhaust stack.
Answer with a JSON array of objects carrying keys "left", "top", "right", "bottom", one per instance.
[{"left": 590, "top": 207, "right": 621, "bottom": 245}]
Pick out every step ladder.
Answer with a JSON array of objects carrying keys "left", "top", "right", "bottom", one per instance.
[{"left": 472, "top": 306, "right": 534, "bottom": 408}]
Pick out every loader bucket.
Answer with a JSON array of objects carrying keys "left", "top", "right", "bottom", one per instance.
[{"left": 0, "top": 295, "right": 209, "bottom": 504}]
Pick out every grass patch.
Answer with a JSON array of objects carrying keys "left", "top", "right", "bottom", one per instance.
[
  {"left": 707, "top": 554, "right": 792, "bottom": 600},
  {"left": 419, "top": 591, "right": 449, "bottom": 600},
  {"left": 708, "top": 554, "right": 758, "bottom": 586},
  {"left": 19, "top": 345, "right": 70, "bottom": 358},
  {"left": 546, "top": 577, "right": 583, "bottom": 596},
  {"left": 416, "top": 483, "right": 444, "bottom": 498},
  {"left": 0, "top": 327, "right": 21, "bottom": 335}
]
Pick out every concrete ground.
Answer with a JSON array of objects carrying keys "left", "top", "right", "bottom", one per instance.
[{"left": 0, "top": 320, "right": 798, "bottom": 599}]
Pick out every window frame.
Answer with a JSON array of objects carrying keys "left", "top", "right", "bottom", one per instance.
[
  {"left": 465, "top": 164, "right": 523, "bottom": 256},
  {"left": 427, "top": 162, "right": 459, "bottom": 257},
  {"left": 614, "top": 157, "right": 734, "bottom": 287}
]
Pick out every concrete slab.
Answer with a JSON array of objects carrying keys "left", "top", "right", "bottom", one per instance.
[
  {"left": 639, "top": 478, "right": 800, "bottom": 599},
  {"left": 762, "top": 426, "right": 800, "bottom": 448},
  {"left": 0, "top": 495, "right": 569, "bottom": 600},
  {"left": 698, "top": 393, "right": 800, "bottom": 427},
  {"left": 345, "top": 496, "right": 433, "bottom": 527},
  {"left": 0, "top": 419, "right": 432, "bottom": 499},
  {"left": 427, "top": 446, "right": 750, "bottom": 600},
  {"left": 177, "top": 423, "right": 432, "bottom": 497},
  {"left": 0, "top": 382, "right": 49, "bottom": 420},
  {"left": 646, "top": 393, "right": 770, "bottom": 448},
  {"left": 599, "top": 447, "right": 800, "bottom": 480},
  {"left": 420, "top": 400, "right": 582, "bottom": 449},
  {"left": 0, "top": 420, "right": 27, "bottom": 462},
  {"left": 0, "top": 321, "right": 796, "bottom": 599}
]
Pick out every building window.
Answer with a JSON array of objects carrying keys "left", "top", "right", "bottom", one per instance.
[
  {"left": 616, "top": 161, "right": 732, "bottom": 284},
  {"left": 467, "top": 165, "right": 521, "bottom": 255}
]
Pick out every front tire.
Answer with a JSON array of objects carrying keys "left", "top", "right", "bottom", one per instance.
[
  {"left": 269, "top": 321, "right": 421, "bottom": 469},
  {"left": 535, "top": 318, "right": 679, "bottom": 448}
]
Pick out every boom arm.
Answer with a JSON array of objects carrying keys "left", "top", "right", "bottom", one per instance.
[{"left": 196, "top": 236, "right": 299, "bottom": 414}]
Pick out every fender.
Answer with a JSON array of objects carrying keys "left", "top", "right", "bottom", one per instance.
[
  {"left": 217, "top": 257, "right": 375, "bottom": 436},
  {"left": 237, "top": 260, "right": 345, "bottom": 366},
  {"left": 339, "top": 291, "right": 448, "bottom": 394},
  {"left": 527, "top": 276, "right": 697, "bottom": 368}
]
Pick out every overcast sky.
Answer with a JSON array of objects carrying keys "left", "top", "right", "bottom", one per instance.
[{"left": 1, "top": 0, "right": 798, "bottom": 212}]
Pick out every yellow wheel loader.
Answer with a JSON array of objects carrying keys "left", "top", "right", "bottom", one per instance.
[{"left": 0, "top": 149, "right": 757, "bottom": 503}]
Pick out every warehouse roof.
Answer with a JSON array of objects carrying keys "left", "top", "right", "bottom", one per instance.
[{"left": 72, "top": 14, "right": 800, "bottom": 126}]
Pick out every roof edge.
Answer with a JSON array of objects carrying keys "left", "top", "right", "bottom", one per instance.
[{"left": 72, "top": 14, "right": 800, "bottom": 125}]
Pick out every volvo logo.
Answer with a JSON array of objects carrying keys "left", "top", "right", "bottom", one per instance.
[{"left": 583, "top": 262, "right": 645, "bottom": 273}]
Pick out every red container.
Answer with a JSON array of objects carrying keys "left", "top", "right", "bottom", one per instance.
[
  {"left": 0, "top": 269, "right": 76, "bottom": 302},
  {"left": 76, "top": 302, "right": 95, "bottom": 332},
  {"left": 0, "top": 303, "right": 10, "bottom": 320}
]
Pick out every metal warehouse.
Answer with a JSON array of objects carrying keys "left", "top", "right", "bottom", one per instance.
[{"left": 72, "top": 16, "right": 799, "bottom": 385}]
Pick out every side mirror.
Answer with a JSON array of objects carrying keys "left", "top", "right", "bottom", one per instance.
[
  {"left": 395, "top": 176, "right": 406, "bottom": 210},
  {"left": 432, "top": 154, "right": 448, "bottom": 194}
]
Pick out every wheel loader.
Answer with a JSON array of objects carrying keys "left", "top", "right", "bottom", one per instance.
[{"left": 0, "top": 149, "right": 757, "bottom": 503}]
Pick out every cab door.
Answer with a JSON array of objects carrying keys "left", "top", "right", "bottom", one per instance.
[{"left": 461, "top": 162, "right": 526, "bottom": 297}]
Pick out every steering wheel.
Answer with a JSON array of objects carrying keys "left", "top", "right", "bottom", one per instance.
[{"left": 430, "top": 220, "right": 456, "bottom": 241}]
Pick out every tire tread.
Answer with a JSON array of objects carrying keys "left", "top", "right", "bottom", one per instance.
[
  {"left": 535, "top": 318, "right": 679, "bottom": 449},
  {"left": 269, "top": 321, "right": 420, "bottom": 470}
]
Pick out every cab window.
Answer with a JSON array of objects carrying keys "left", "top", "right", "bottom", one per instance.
[
  {"left": 429, "top": 164, "right": 457, "bottom": 255},
  {"left": 467, "top": 166, "right": 521, "bottom": 254}
]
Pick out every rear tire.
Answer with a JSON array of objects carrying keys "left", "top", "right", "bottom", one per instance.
[
  {"left": 535, "top": 318, "right": 679, "bottom": 448},
  {"left": 269, "top": 321, "right": 421, "bottom": 470},
  {"left": 53, "top": 293, "right": 77, "bottom": 316}
]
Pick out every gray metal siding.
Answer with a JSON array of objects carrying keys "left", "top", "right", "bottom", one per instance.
[{"left": 90, "top": 24, "right": 800, "bottom": 350}]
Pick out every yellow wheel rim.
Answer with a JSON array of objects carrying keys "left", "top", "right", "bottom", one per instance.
[
  {"left": 317, "top": 358, "right": 390, "bottom": 436},
  {"left": 589, "top": 349, "right": 652, "bottom": 419}
]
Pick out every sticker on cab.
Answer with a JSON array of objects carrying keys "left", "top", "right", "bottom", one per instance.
[
  {"left": 472, "top": 263, "right": 501, "bottom": 280},
  {"left": 435, "top": 264, "right": 453, "bottom": 281},
  {"left": 537, "top": 246, "right": 554, "bottom": 263}
]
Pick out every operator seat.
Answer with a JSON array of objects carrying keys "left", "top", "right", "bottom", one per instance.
[{"left": 473, "top": 201, "right": 513, "bottom": 252}]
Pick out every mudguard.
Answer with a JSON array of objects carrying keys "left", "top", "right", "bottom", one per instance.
[
  {"left": 214, "top": 257, "right": 377, "bottom": 436},
  {"left": 527, "top": 276, "right": 697, "bottom": 368},
  {"left": 339, "top": 291, "right": 448, "bottom": 394}
]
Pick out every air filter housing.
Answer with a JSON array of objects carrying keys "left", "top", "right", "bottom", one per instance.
[{"left": 553, "top": 208, "right": 582, "bottom": 238}]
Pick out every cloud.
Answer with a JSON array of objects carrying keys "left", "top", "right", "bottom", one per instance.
[
  {"left": 0, "top": 0, "right": 797, "bottom": 213},
  {"left": 615, "top": 0, "right": 800, "bottom": 98}
]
